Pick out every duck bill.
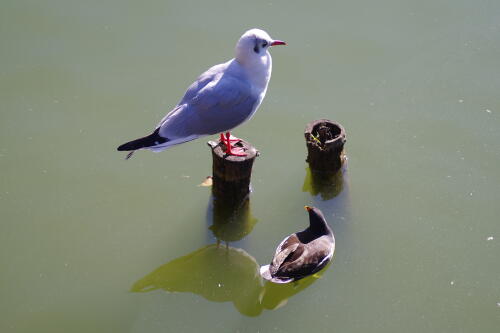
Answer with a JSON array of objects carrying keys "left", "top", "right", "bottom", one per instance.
[
  {"left": 271, "top": 40, "right": 287, "bottom": 46},
  {"left": 304, "top": 206, "right": 312, "bottom": 211}
]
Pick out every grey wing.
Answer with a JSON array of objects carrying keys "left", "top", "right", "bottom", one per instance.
[
  {"left": 158, "top": 72, "right": 259, "bottom": 139},
  {"left": 155, "top": 64, "right": 221, "bottom": 139},
  {"left": 177, "top": 63, "right": 227, "bottom": 105}
]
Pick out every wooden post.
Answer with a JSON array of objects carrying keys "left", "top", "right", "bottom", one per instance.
[
  {"left": 207, "top": 139, "right": 259, "bottom": 207},
  {"left": 304, "top": 119, "right": 346, "bottom": 173}
]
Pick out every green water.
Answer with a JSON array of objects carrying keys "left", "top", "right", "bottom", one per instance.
[{"left": 1, "top": 0, "right": 500, "bottom": 332}]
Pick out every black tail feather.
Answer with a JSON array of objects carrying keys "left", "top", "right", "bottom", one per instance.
[{"left": 117, "top": 128, "right": 169, "bottom": 151}]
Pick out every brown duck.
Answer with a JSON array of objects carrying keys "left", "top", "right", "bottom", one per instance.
[{"left": 260, "top": 206, "right": 335, "bottom": 283}]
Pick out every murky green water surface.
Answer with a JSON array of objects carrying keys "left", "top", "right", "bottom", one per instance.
[{"left": 1, "top": 0, "right": 500, "bottom": 332}]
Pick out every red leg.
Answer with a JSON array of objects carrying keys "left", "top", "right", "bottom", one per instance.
[
  {"left": 224, "top": 132, "right": 231, "bottom": 154},
  {"left": 225, "top": 132, "right": 240, "bottom": 143},
  {"left": 219, "top": 133, "right": 231, "bottom": 153},
  {"left": 225, "top": 132, "right": 246, "bottom": 156},
  {"left": 220, "top": 133, "right": 231, "bottom": 154}
]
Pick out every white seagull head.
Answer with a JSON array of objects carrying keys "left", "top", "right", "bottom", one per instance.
[{"left": 235, "top": 28, "right": 286, "bottom": 65}]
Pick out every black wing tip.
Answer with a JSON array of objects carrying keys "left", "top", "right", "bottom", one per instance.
[
  {"left": 117, "top": 128, "right": 168, "bottom": 152},
  {"left": 117, "top": 142, "right": 133, "bottom": 151}
]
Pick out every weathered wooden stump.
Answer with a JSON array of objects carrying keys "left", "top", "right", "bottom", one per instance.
[
  {"left": 207, "top": 139, "right": 259, "bottom": 207},
  {"left": 304, "top": 119, "right": 346, "bottom": 173}
]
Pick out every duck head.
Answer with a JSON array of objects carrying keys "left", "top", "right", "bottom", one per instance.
[{"left": 304, "top": 206, "right": 332, "bottom": 235}]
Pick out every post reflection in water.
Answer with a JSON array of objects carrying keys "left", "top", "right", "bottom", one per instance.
[
  {"left": 302, "top": 166, "right": 345, "bottom": 201},
  {"left": 208, "top": 196, "right": 258, "bottom": 246},
  {"left": 131, "top": 195, "right": 333, "bottom": 316}
]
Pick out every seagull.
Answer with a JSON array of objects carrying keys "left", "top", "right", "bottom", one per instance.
[
  {"left": 117, "top": 28, "right": 286, "bottom": 159},
  {"left": 260, "top": 206, "right": 335, "bottom": 284}
]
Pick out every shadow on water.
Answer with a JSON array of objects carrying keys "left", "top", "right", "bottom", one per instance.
[{"left": 131, "top": 244, "right": 332, "bottom": 316}]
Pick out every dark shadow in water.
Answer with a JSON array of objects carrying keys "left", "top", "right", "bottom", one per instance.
[{"left": 131, "top": 244, "right": 333, "bottom": 317}]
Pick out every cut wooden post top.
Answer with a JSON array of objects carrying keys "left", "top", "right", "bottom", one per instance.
[
  {"left": 207, "top": 139, "right": 259, "bottom": 182},
  {"left": 304, "top": 119, "right": 346, "bottom": 150},
  {"left": 305, "top": 119, "right": 346, "bottom": 173}
]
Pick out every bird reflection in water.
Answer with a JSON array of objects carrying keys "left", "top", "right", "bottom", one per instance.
[
  {"left": 131, "top": 244, "right": 263, "bottom": 316},
  {"left": 131, "top": 244, "right": 331, "bottom": 316}
]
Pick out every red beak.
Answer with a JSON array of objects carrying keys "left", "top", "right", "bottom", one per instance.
[{"left": 271, "top": 40, "right": 287, "bottom": 46}]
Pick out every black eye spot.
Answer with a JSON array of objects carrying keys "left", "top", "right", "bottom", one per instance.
[
  {"left": 253, "top": 38, "right": 260, "bottom": 53},
  {"left": 262, "top": 41, "right": 268, "bottom": 47}
]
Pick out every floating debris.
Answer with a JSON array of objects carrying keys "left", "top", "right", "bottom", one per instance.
[
  {"left": 450, "top": 281, "right": 455, "bottom": 286},
  {"left": 485, "top": 109, "right": 492, "bottom": 113},
  {"left": 487, "top": 236, "right": 494, "bottom": 241},
  {"left": 198, "top": 176, "right": 213, "bottom": 187}
]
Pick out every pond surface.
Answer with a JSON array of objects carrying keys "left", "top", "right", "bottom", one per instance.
[{"left": 1, "top": 0, "right": 499, "bottom": 332}]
